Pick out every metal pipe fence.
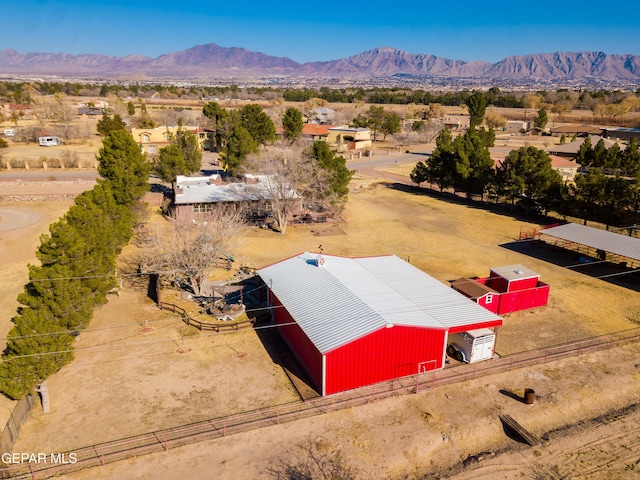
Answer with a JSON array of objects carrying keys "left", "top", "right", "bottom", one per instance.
[{"left": 3, "top": 328, "right": 639, "bottom": 479}]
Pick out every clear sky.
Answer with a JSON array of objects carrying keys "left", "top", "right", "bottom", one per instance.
[{"left": 2, "top": 0, "right": 639, "bottom": 63}]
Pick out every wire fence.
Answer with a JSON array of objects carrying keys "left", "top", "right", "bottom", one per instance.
[
  {"left": 2, "top": 328, "right": 640, "bottom": 479},
  {"left": 0, "top": 395, "right": 34, "bottom": 457}
]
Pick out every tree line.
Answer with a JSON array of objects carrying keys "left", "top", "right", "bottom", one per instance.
[
  {"left": 411, "top": 128, "right": 640, "bottom": 229},
  {"left": 2, "top": 80, "right": 639, "bottom": 113},
  {"left": 0, "top": 128, "right": 151, "bottom": 399}
]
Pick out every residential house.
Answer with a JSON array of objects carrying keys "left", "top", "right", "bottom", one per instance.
[
  {"left": 172, "top": 174, "right": 301, "bottom": 222},
  {"left": 443, "top": 113, "right": 470, "bottom": 131},
  {"left": 275, "top": 124, "right": 332, "bottom": 142},
  {"left": 550, "top": 155, "right": 580, "bottom": 182},
  {"left": 131, "top": 125, "right": 214, "bottom": 155},
  {"left": 307, "top": 107, "right": 336, "bottom": 125},
  {"left": 77, "top": 107, "right": 106, "bottom": 118},
  {"left": 326, "top": 127, "right": 372, "bottom": 153},
  {"left": 548, "top": 135, "right": 623, "bottom": 159},
  {"left": 504, "top": 120, "right": 531, "bottom": 134},
  {"left": 549, "top": 125, "right": 602, "bottom": 138}
]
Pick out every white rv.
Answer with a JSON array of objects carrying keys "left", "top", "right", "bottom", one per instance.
[
  {"left": 39, "top": 136, "right": 62, "bottom": 147},
  {"left": 3, "top": 129, "right": 15, "bottom": 137},
  {"left": 447, "top": 328, "right": 496, "bottom": 363}
]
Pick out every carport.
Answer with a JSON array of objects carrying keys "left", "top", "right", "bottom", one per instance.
[{"left": 539, "top": 223, "right": 640, "bottom": 274}]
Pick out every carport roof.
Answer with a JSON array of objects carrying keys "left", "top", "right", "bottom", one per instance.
[
  {"left": 258, "top": 253, "right": 502, "bottom": 354},
  {"left": 540, "top": 223, "right": 640, "bottom": 263}
]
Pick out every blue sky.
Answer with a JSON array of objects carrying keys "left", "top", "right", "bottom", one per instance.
[{"left": 2, "top": 0, "right": 639, "bottom": 63}]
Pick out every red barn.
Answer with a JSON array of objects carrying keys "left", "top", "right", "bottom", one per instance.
[
  {"left": 258, "top": 253, "right": 503, "bottom": 396},
  {"left": 451, "top": 264, "right": 550, "bottom": 315}
]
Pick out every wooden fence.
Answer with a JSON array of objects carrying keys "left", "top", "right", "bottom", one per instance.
[{"left": 159, "top": 301, "right": 256, "bottom": 332}]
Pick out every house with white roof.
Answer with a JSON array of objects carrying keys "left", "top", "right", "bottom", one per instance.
[{"left": 172, "top": 174, "right": 301, "bottom": 221}]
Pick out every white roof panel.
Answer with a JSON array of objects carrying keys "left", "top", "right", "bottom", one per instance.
[
  {"left": 540, "top": 223, "right": 640, "bottom": 263},
  {"left": 258, "top": 253, "right": 502, "bottom": 353}
]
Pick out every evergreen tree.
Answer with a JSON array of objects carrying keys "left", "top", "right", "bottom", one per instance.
[
  {"left": 97, "top": 130, "right": 151, "bottom": 205},
  {"left": 533, "top": 108, "right": 548, "bottom": 130},
  {"left": 620, "top": 137, "right": 640, "bottom": 176},
  {"left": 96, "top": 113, "right": 127, "bottom": 136},
  {"left": 573, "top": 169, "right": 607, "bottom": 225},
  {"left": 410, "top": 161, "right": 429, "bottom": 187},
  {"left": 498, "top": 146, "right": 562, "bottom": 209},
  {"left": 0, "top": 182, "right": 134, "bottom": 399},
  {"left": 223, "top": 125, "right": 257, "bottom": 175},
  {"left": 282, "top": 107, "right": 304, "bottom": 142},
  {"left": 465, "top": 91, "right": 487, "bottom": 128},
  {"left": 308, "top": 141, "right": 354, "bottom": 201},
  {"left": 452, "top": 129, "right": 495, "bottom": 198},
  {"left": 239, "top": 104, "right": 277, "bottom": 146},
  {"left": 175, "top": 130, "right": 202, "bottom": 173},
  {"left": 155, "top": 144, "right": 187, "bottom": 185},
  {"left": 424, "top": 128, "right": 457, "bottom": 192},
  {"left": 575, "top": 137, "right": 594, "bottom": 167}
]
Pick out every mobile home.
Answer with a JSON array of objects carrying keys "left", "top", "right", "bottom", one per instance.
[{"left": 39, "top": 136, "right": 62, "bottom": 147}]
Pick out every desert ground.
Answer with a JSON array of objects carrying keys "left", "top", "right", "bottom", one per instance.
[
  {"left": 2, "top": 103, "right": 640, "bottom": 478},
  {"left": 2, "top": 169, "right": 640, "bottom": 479}
]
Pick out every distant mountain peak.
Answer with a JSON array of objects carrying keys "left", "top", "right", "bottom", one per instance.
[{"left": 0, "top": 45, "right": 638, "bottom": 83}]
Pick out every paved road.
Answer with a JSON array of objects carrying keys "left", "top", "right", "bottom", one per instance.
[
  {"left": 346, "top": 150, "right": 431, "bottom": 171},
  {"left": 0, "top": 169, "right": 100, "bottom": 181}
]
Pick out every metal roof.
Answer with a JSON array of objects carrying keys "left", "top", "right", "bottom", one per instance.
[
  {"left": 258, "top": 253, "right": 502, "bottom": 354},
  {"left": 174, "top": 175, "right": 297, "bottom": 205},
  {"left": 490, "top": 264, "right": 540, "bottom": 281},
  {"left": 450, "top": 278, "right": 498, "bottom": 299},
  {"left": 540, "top": 223, "right": 640, "bottom": 262}
]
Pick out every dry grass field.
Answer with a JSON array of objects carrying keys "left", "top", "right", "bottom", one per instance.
[
  {"left": 2, "top": 102, "right": 640, "bottom": 478},
  {"left": 3, "top": 171, "right": 640, "bottom": 479}
]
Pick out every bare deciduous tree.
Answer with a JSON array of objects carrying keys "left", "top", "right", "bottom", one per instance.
[
  {"left": 251, "top": 147, "right": 328, "bottom": 234},
  {"left": 268, "top": 439, "right": 359, "bottom": 480},
  {"left": 146, "top": 207, "right": 246, "bottom": 296}
]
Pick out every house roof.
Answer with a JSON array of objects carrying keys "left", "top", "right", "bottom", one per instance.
[
  {"left": 540, "top": 223, "right": 640, "bottom": 263},
  {"left": 490, "top": 265, "right": 540, "bottom": 281},
  {"left": 549, "top": 155, "right": 579, "bottom": 169},
  {"left": 258, "top": 253, "right": 502, "bottom": 354},
  {"left": 174, "top": 175, "right": 297, "bottom": 205},
  {"left": 548, "top": 135, "right": 622, "bottom": 155},
  {"left": 302, "top": 124, "right": 330, "bottom": 136},
  {"left": 550, "top": 125, "right": 602, "bottom": 135}
]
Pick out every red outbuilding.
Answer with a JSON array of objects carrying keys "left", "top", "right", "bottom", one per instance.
[
  {"left": 451, "top": 264, "right": 550, "bottom": 315},
  {"left": 258, "top": 253, "right": 503, "bottom": 396}
]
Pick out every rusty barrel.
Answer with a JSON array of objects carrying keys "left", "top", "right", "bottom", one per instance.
[{"left": 524, "top": 388, "right": 535, "bottom": 405}]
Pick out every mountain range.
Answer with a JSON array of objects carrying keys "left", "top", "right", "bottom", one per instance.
[{"left": 1, "top": 44, "right": 639, "bottom": 83}]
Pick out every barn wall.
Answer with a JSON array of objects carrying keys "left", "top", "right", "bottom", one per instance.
[
  {"left": 486, "top": 275, "right": 508, "bottom": 292},
  {"left": 324, "top": 326, "right": 446, "bottom": 395},
  {"left": 478, "top": 294, "right": 500, "bottom": 314},
  {"left": 269, "top": 292, "right": 323, "bottom": 393},
  {"left": 507, "top": 277, "right": 540, "bottom": 292},
  {"left": 497, "top": 283, "right": 550, "bottom": 314}
]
